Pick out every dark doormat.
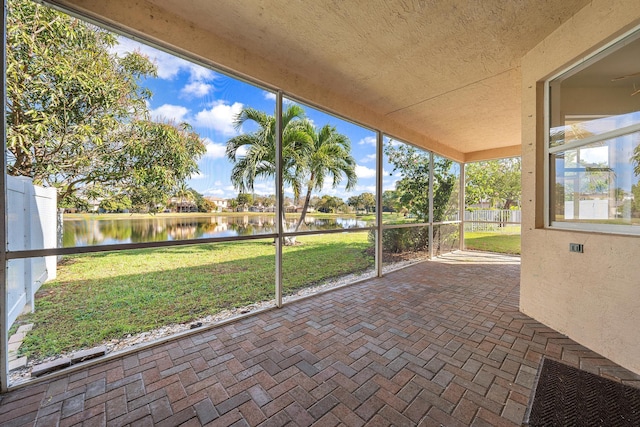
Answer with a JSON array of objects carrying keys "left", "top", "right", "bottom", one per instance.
[{"left": 523, "top": 358, "right": 640, "bottom": 426}]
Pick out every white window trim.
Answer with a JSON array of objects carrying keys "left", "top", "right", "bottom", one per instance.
[
  {"left": 548, "top": 122, "right": 640, "bottom": 154},
  {"left": 545, "top": 25, "right": 640, "bottom": 235}
]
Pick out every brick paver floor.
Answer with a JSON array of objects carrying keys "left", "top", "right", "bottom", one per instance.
[{"left": 1, "top": 251, "right": 639, "bottom": 426}]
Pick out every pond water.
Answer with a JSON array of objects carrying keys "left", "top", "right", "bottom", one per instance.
[{"left": 63, "top": 214, "right": 373, "bottom": 247}]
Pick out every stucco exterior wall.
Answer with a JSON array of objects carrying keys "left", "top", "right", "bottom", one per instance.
[{"left": 521, "top": 0, "right": 640, "bottom": 374}]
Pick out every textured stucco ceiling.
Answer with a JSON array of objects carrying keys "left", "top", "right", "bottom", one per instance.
[{"left": 52, "top": 0, "right": 592, "bottom": 160}]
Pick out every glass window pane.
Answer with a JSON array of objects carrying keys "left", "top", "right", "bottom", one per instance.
[
  {"left": 549, "top": 31, "right": 640, "bottom": 148},
  {"left": 551, "top": 133, "right": 640, "bottom": 226},
  {"left": 548, "top": 29, "right": 640, "bottom": 234},
  {"left": 549, "top": 113, "right": 640, "bottom": 148},
  {"left": 282, "top": 231, "right": 374, "bottom": 299}
]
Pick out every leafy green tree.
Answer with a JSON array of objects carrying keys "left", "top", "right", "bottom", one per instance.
[
  {"left": 382, "top": 190, "right": 400, "bottom": 212},
  {"left": 263, "top": 194, "right": 276, "bottom": 208},
  {"left": 309, "top": 195, "right": 322, "bottom": 211},
  {"left": 317, "top": 195, "right": 345, "bottom": 213},
  {"left": 196, "top": 197, "right": 216, "bottom": 213},
  {"left": 386, "top": 144, "right": 455, "bottom": 222},
  {"left": 236, "top": 193, "right": 254, "bottom": 210},
  {"left": 185, "top": 188, "right": 215, "bottom": 213},
  {"left": 346, "top": 195, "right": 362, "bottom": 212},
  {"left": 6, "top": 0, "right": 205, "bottom": 207},
  {"left": 631, "top": 183, "right": 640, "bottom": 218},
  {"left": 465, "top": 158, "right": 521, "bottom": 209},
  {"left": 99, "top": 194, "right": 132, "bottom": 213},
  {"left": 348, "top": 193, "right": 376, "bottom": 213},
  {"left": 380, "top": 144, "right": 457, "bottom": 253},
  {"left": 119, "top": 122, "right": 205, "bottom": 213},
  {"left": 360, "top": 192, "right": 376, "bottom": 213}
]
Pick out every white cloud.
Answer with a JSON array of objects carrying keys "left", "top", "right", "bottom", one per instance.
[
  {"left": 182, "top": 81, "right": 214, "bottom": 97},
  {"left": 383, "top": 178, "right": 399, "bottom": 190},
  {"left": 150, "top": 104, "right": 189, "bottom": 122},
  {"left": 355, "top": 164, "right": 376, "bottom": 179},
  {"left": 360, "top": 153, "right": 377, "bottom": 163},
  {"left": 112, "top": 37, "right": 217, "bottom": 98},
  {"left": 202, "top": 183, "right": 239, "bottom": 199},
  {"left": 359, "top": 136, "right": 376, "bottom": 146},
  {"left": 263, "top": 91, "right": 276, "bottom": 101},
  {"left": 355, "top": 185, "right": 377, "bottom": 193},
  {"left": 203, "top": 187, "right": 225, "bottom": 196},
  {"left": 190, "top": 171, "right": 206, "bottom": 180},
  {"left": 202, "top": 138, "right": 227, "bottom": 159},
  {"left": 194, "top": 101, "right": 243, "bottom": 136},
  {"left": 188, "top": 65, "right": 216, "bottom": 82},
  {"left": 252, "top": 182, "right": 276, "bottom": 194}
]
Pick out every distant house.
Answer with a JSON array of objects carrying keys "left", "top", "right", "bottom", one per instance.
[
  {"left": 87, "top": 198, "right": 102, "bottom": 212},
  {"left": 169, "top": 197, "right": 197, "bottom": 212},
  {"left": 205, "top": 197, "right": 228, "bottom": 211}
]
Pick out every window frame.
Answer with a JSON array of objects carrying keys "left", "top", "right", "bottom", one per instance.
[{"left": 544, "top": 26, "right": 640, "bottom": 236}]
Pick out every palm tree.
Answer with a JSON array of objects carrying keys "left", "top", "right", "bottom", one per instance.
[
  {"left": 226, "top": 105, "right": 311, "bottom": 198},
  {"left": 226, "top": 105, "right": 312, "bottom": 238},
  {"left": 174, "top": 182, "right": 194, "bottom": 212},
  {"left": 225, "top": 105, "right": 357, "bottom": 236},
  {"left": 293, "top": 121, "right": 357, "bottom": 230}
]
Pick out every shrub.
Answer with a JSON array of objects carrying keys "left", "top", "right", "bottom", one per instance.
[{"left": 368, "top": 227, "right": 429, "bottom": 253}]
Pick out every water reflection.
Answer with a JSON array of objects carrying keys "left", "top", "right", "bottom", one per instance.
[{"left": 63, "top": 215, "right": 371, "bottom": 247}]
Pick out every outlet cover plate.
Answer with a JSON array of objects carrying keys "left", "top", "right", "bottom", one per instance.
[{"left": 569, "top": 243, "right": 584, "bottom": 253}]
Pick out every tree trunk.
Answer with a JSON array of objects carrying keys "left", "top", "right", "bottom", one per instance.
[
  {"left": 281, "top": 207, "right": 297, "bottom": 245},
  {"left": 293, "top": 186, "right": 313, "bottom": 232}
]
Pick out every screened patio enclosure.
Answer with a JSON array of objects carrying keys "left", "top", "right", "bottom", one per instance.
[
  {"left": 0, "top": 0, "right": 526, "bottom": 390},
  {"left": 2, "top": 0, "right": 638, "bottom": 407}
]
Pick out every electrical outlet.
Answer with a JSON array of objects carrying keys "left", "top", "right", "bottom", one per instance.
[{"left": 569, "top": 243, "right": 584, "bottom": 253}]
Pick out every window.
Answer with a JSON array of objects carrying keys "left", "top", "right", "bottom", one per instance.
[{"left": 547, "top": 29, "right": 640, "bottom": 234}]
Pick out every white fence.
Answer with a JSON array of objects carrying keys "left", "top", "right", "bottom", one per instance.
[
  {"left": 7, "top": 176, "right": 57, "bottom": 328},
  {"left": 464, "top": 209, "right": 521, "bottom": 232}
]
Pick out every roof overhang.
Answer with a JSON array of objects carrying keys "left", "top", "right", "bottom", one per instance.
[{"left": 45, "top": 0, "right": 591, "bottom": 162}]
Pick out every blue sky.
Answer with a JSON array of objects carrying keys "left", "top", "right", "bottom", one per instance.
[{"left": 112, "top": 37, "right": 401, "bottom": 202}]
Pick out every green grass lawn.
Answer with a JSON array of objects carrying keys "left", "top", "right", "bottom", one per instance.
[
  {"left": 18, "top": 233, "right": 373, "bottom": 359},
  {"left": 18, "top": 228, "right": 519, "bottom": 359},
  {"left": 464, "top": 231, "right": 521, "bottom": 254}
]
